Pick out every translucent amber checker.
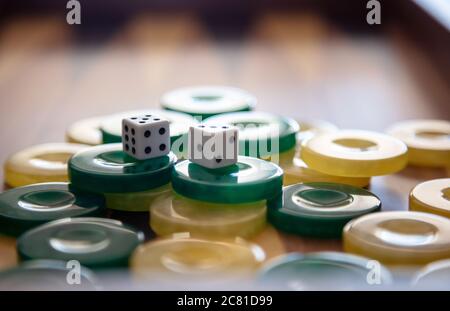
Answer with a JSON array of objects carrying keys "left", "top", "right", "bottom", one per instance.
[
  {"left": 130, "top": 236, "right": 265, "bottom": 279},
  {"left": 66, "top": 116, "right": 105, "bottom": 146},
  {"left": 279, "top": 148, "right": 370, "bottom": 187},
  {"left": 295, "top": 119, "right": 338, "bottom": 144},
  {"left": 4, "top": 143, "right": 88, "bottom": 188},
  {"left": 387, "top": 120, "right": 450, "bottom": 167},
  {"left": 409, "top": 179, "right": 450, "bottom": 218},
  {"left": 343, "top": 211, "right": 450, "bottom": 266},
  {"left": 301, "top": 130, "right": 408, "bottom": 177},
  {"left": 150, "top": 192, "right": 267, "bottom": 239}
]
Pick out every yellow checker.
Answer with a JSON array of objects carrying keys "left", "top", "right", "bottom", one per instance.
[
  {"left": 387, "top": 120, "right": 450, "bottom": 167},
  {"left": 301, "top": 130, "right": 408, "bottom": 177},
  {"left": 131, "top": 235, "right": 265, "bottom": 281},
  {"left": 279, "top": 148, "right": 370, "bottom": 187},
  {"left": 150, "top": 192, "right": 266, "bottom": 239},
  {"left": 296, "top": 119, "right": 338, "bottom": 144},
  {"left": 343, "top": 211, "right": 450, "bottom": 266},
  {"left": 66, "top": 116, "right": 105, "bottom": 145},
  {"left": 5, "top": 143, "right": 89, "bottom": 188},
  {"left": 409, "top": 178, "right": 450, "bottom": 218}
]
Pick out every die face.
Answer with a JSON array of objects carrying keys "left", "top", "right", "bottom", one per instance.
[
  {"left": 122, "top": 115, "right": 170, "bottom": 160},
  {"left": 188, "top": 124, "right": 238, "bottom": 169}
]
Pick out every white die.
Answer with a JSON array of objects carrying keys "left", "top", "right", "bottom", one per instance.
[
  {"left": 188, "top": 124, "right": 238, "bottom": 169},
  {"left": 122, "top": 114, "right": 170, "bottom": 160}
]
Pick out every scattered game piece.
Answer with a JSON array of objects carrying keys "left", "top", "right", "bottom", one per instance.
[
  {"left": 411, "top": 259, "right": 450, "bottom": 289},
  {"left": 409, "top": 178, "right": 450, "bottom": 218},
  {"left": 259, "top": 252, "right": 392, "bottom": 290},
  {"left": 17, "top": 218, "right": 144, "bottom": 268},
  {"left": 343, "top": 211, "right": 450, "bottom": 265},
  {"left": 122, "top": 114, "right": 170, "bottom": 160},
  {"left": 68, "top": 144, "right": 176, "bottom": 194},
  {"left": 4, "top": 143, "right": 89, "bottom": 188},
  {"left": 150, "top": 191, "right": 266, "bottom": 239},
  {"left": 295, "top": 119, "right": 338, "bottom": 144},
  {"left": 131, "top": 235, "right": 265, "bottom": 280},
  {"left": 188, "top": 124, "right": 238, "bottom": 169},
  {"left": 0, "top": 260, "right": 98, "bottom": 290},
  {"left": 267, "top": 182, "right": 381, "bottom": 238},
  {"left": 160, "top": 86, "right": 257, "bottom": 119},
  {"left": 205, "top": 111, "right": 299, "bottom": 159},
  {"left": 387, "top": 119, "right": 450, "bottom": 167},
  {"left": 301, "top": 129, "right": 408, "bottom": 177},
  {"left": 171, "top": 156, "right": 283, "bottom": 204},
  {"left": 66, "top": 116, "right": 105, "bottom": 145},
  {"left": 0, "top": 182, "right": 105, "bottom": 236}
]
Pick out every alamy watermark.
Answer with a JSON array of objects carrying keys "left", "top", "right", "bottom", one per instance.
[
  {"left": 366, "top": 0, "right": 381, "bottom": 25},
  {"left": 66, "top": 0, "right": 81, "bottom": 25}
]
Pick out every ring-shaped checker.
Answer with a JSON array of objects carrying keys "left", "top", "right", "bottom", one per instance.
[
  {"left": 171, "top": 157, "right": 283, "bottom": 204},
  {"left": 150, "top": 191, "right": 267, "bottom": 239},
  {"left": 0, "top": 182, "right": 105, "bottom": 236},
  {"left": 409, "top": 178, "right": 450, "bottom": 218},
  {"left": 205, "top": 112, "right": 299, "bottom": 157},
  {"left": 387, "top": 119, "right": 450, "bottom": 167},
  {"left": 66, "top": 116, "right": 105, "bottom": 145},
  {"left": 301, "top": 130, "right": 408, "bottom": 177},
  {"left": 343, "top": 211, "right": 450, "bottom": 266},
  {"left": 68, "top": 144, "right": 177, "bottom": 193},
  {"left": 412, "top": 259, "right": 450, "bottom": 289},
  {"left": 17, "top": 217, "right": 144, "bottom": 268},
  {"left": 131, "top": 236, "right": 265, "bottom": 279},
  {"left": 160, "top": 86, "right": 257, "bottom": 119},
  {"left": 100, "top": 109, "right": 198, "bottom": 144},
  {"left": 295, "top": 119, "right": 338, "bottom": 144},
  {"left": 267, "top": 183, "right": 381, "bottom": 238},
  {"left": 4, "top": 143, "right": 89, "bottom": 188},
  {"left": 259, "top": 252, "right": 392, "bottom": 290}
]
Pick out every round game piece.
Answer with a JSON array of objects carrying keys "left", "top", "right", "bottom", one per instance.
[
  {"left": 268, "top": 183, "right": 381, "bottom": 238},
  {"left": 100, "top": 109, "right": 198, "bottom": 144},
  {"left": 68, "top": 144, "right": 177, "bottom": 193},
  {"left": 343, "top": 211, "right": 450, "bottom": 266},
  {"left": 259, "top": 252, "right": 392, "bottom": 290},
  {"left": 172, "top": 157, "right": 283, "bottom": 204},
  {"left": 17, "top": 218, "right": 144, "bottom": 268},
  {"left": 131, "top": 235, "right": 265, "bottom": 280},
  {"left": 4, "top": 143, "right": 89, "bottom": 188},
  {"left": 0, "top": 182, "right": 105, "bottom": 236},
  {"left": 205, "top": 112, "right": 299, "bottom": 158},
  {"left": 66, "top": 116, "right": 105, "bottom": 145},
  {"left": 160, "top": 86, "right": 257, "bottom": 119},
  {"left": 105, "top": 183, "right": 172, "bottom": 212},
  {"left": 280, "top": 148, "right": 371, "bottom": 187},
  {"left": 409, "top": 178, "right": 450, "bottom": 218},
  {"left": 295, "top": 119, "right": 338, "bottom": 144},
  {"left": 150, "top": 191, "right": 267, "bottom": 239},
  {"left": 387, "top": 119, "right": 450, "bottom": 167},
  {"left": 0, "top": 260, "right": 98, "bottom": 290},
  {"left": 301, "top": 130, "right": 408, "bottom": 177},
  {"left": 411, "top": 259, "right": 450, "bottom": 289}
]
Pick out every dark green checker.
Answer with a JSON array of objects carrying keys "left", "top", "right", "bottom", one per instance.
[
  {"left": 172, "top": 157, "right": 283, "bottom": 204},
  {"left": 0, "top": 183, "right": 105, "bottom": 236},
  {"left": 17, "top": 218, "right": 144, "bottom": 269},
  {"left": 68, "top": 144, "right": 177, "bottom": 193},
  {"left": 267, "top": 182, "right": 381, "bottom": 238}
]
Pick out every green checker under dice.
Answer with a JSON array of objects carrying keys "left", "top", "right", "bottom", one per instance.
[{"left": 267, "top": 182, "right": 381, "bottom": 238}]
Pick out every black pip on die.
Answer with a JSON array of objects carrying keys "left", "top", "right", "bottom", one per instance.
[
  {"left": 188, "top": 124, "right": 238, "bottom": 169},
  {"left": 122, "top": 114, "right": 170, "bottom": 160}
]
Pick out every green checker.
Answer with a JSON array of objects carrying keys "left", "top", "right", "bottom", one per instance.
[
  {"left": 205, "top": 112, "right": 299, "bottom": 158},
  {"left": 0, "top": 260, "right": 98, "bottom": 290},
  {"left": 259, "top": 252, "right": 392, "bottom": 290},
  {"left": 0, "top": 182, "right": 105, "bottom": 236},
  {"left": 68, "top": 144, "right": 176, "bottom": 193},
  {"left": 17, "top": 217, "right": 144, "bottom": 269},
  {"left": 172, "top": 157, "right": 283, "bottom": 204},
  {"left": 101, "top": 109, "right": 197, "bottom": 143},
  {"left": 267, "top": 182, "right": 381, "bottom": 238},
  {"left": 160, "top": 86, "right": 257, "bottom": 119}
]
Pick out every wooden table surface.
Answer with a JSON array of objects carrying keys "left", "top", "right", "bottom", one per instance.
[{"left": 0, "top": 13, "right": 449, "bottom": 272}]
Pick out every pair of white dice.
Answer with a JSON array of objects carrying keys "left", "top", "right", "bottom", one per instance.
[{"left": 122, "top": 114, "right": 238, "bottom": 169}]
